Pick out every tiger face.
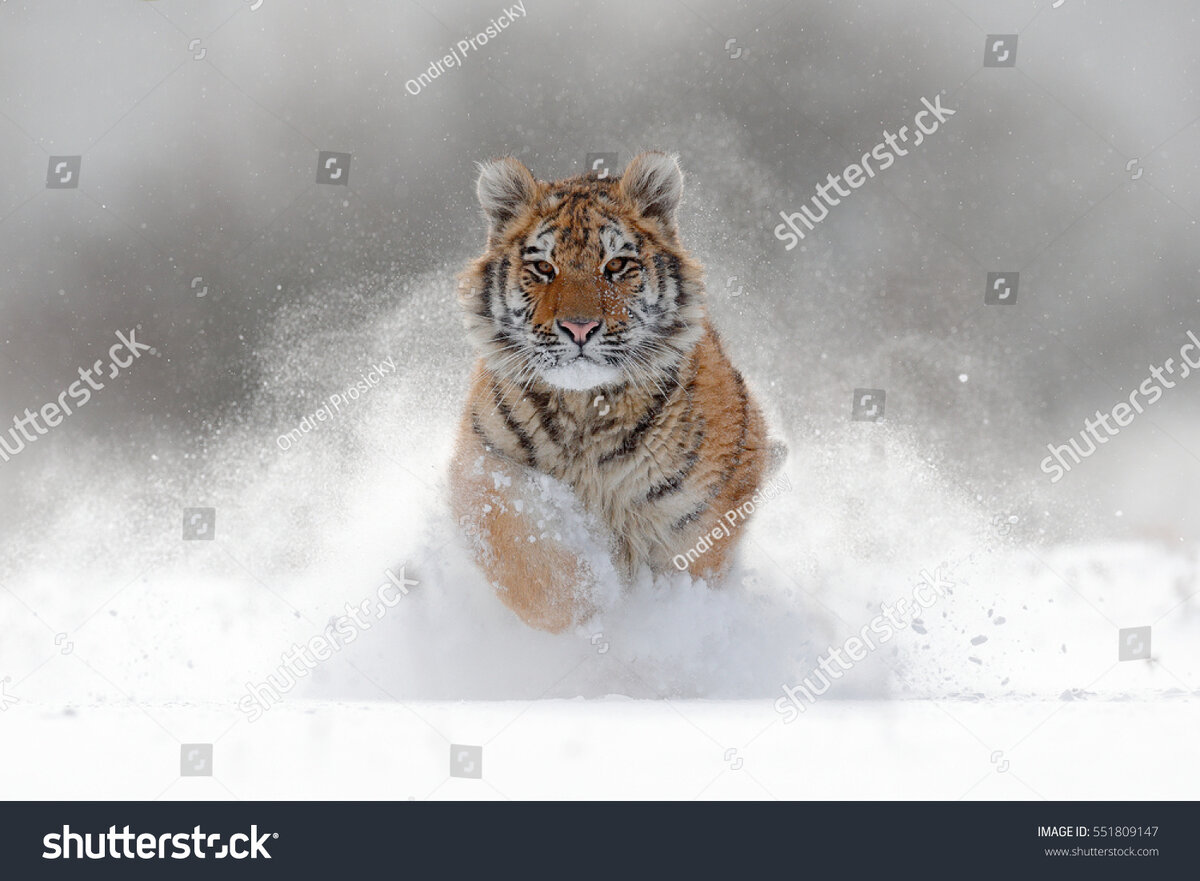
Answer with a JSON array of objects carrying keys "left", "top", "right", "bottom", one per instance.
[{"left": 459, "top": 152, "right": 706, "bottom": 393}]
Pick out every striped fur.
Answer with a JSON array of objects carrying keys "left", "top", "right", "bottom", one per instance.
[{"left": 450, "top": 152, "right": 776, "bottom": 632}]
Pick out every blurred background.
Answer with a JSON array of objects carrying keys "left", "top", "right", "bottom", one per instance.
[{"left": 0, "top": 0, "right": 1197, "bottom": 705}]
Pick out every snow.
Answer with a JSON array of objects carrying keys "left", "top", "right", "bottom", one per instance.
[
  {"left": 1, "top": 0, "right": 1197, "bottom": 800},
  {"left": 1, "top": 286, "right": 1196, "bottom": 796},
  {"left": 2, "top": 698, "right": 1196, "bottom": 800}
]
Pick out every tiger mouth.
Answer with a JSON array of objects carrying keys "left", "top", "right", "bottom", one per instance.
[
  {"left": 548, "top": 347, "right": 611, "bottom": 368},
  {"left": 563, "top": 351, "right": 604, "bottom": 365}
]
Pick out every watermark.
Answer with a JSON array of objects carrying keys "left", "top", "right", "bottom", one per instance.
[
  {"left": 851, "top": 388, "right": 885, "bottom": 421},
  {"left": 0, "top": 329, "right": 153, "bottom": 464},
  {"left": 1040, "top": 330, "right": 1200, "bottom": 482},
  {"left": 773, "top": 94, "right": 955, "bottom": 250},
  {"left": 672, "top": 472, "right": 792, "bottom": 571},
  {"left": 1118, "top": 625, "right": 1151, "bottom": 661},
  {"left": 985, "top": 271, "right": 1018, "bottom": 305},
  {"left": 42, "top": 826, "right": 275, "bottom": 860},
  {"left": 237, "top": 565, "right": 417, "bottom": 721},
  {"left": 585, "top": 152, "right": 619, "bottom": 178},
  {"left": 182, "top": 507, "right": 216, "bottom": 540},
  {"left": 774, "top": 563, "right": 957, "bottom": 721},
  {"left": 316, "top": 150, "right": 351, "bottom": 185},
  {"left": 404, "top": 2, "right": 527, "bottom": 97},
  {"left": 0, "top": 676, "right": 17, "bottom": 711},
  {"left": 450, "top": 745, "right": 483, "bottom": 779},
  {"left": 180, "top": 744, "right": 212, "bottom": 776},
  {"left": 47, "top": 155, "right": 81, "bottom": 188},
  {"left": 275, "top": 357, "right": 395, "bottom": 451},
  {"left": 984, "top": 34, "right": 1018, "bottom": 67}
]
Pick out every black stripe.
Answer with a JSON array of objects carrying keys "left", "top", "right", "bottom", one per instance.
[
  {"left": 671, "top": 504, "right": 706, "bottom": 531},
  {"left": 668, "top": 254, "right": 688, "bottom": 309},
  {"left": 526, "top": 388, "right": 564, "bottom": 449},
  {"left": 493, "top": 257, "right": 510, "bottom": 315},
  {"left": 653, "top": 254, "right": 668, "bottom": 300},
  {"left": 492, "top": 383, "right": 537, "bottom": 467},
  {"left": 598, "top": 410, "right": 655, "bottom": 465},
  {"left": 599, "top": 393, "right": 668, "bottom": 465},
  {"left": 598, "top": 364, "right": 681, "bottom": 466},
  {"left": 654, "top": 319, "right": 687, "bottom": 339},
  {"left": 727, "top": 372, "right": 750, "bottom": 469},
  {"left": 478, "top": 259, "right": 494, "bottom": 320},
  {"left": 645, "top": 441, "right": 701, "bottom": 503},
  {"left": 710, "top": 327, "right": 731, "bottom": 362},
  {"left": 471, "top": 413, "right": 494, "bottom": 452}
]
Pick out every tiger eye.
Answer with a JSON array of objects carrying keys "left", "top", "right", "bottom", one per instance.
[
  {"left": 535, "top": 260, "right": 555, "bottom": 277},
  {"left": 605, "top": 257, "right": 626, "bottom": 274}
]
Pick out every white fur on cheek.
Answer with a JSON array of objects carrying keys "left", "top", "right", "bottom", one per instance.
[{"left": 540, "top": 361, "right": 623, "bottom": 391}]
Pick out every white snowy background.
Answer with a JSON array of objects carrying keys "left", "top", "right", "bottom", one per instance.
[{"left": 0, "top": 0, "right": 1197, "bottom": 800}]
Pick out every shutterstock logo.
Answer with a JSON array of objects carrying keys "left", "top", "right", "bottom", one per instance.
[
  {"left": 775, "top": 563, "right": 957, "bottom": 721},
  {"left": 774, "top": 94, "right": 955, "bottom": 249},
  {"left": 43, "top": 825, "right": 276, "bottom": 860},
  {"left": 1041, "top": 330, "right": 1200, "bottom": 482},
  {"left": 0, "top": 328, "right": 154, "bottom": 465}
]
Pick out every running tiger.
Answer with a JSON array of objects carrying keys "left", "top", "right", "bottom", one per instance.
[{"left": 450, "top": 151, "right": 780, "bottom": 632}]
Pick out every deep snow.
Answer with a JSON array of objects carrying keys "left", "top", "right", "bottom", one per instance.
[{"left": 1, "top": 0, "right": 1198, "bottom": 800}]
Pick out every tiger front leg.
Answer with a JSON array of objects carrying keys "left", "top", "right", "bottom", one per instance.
[{"left": 449, "top": 431, "right": 599, "bottom": 633}]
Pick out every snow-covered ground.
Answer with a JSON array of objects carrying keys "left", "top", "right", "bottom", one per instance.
[
  {"left": 1, "top": 272, "right": 1196, "bottom": 798},
  {"left": 2, "top": 698, "right": 1197, "bottom": 800}
]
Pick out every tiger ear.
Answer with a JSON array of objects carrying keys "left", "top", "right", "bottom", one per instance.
[
  {"left": 476, "top": 157, "right": 537, "bottom": 238},
  {"left": 619, "top": 151, "right": 683, "bottom": 233}
]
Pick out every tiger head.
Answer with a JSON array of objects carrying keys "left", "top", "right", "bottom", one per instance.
[{"left": 458, "top": 151, "right": 706, "bottom": 393}]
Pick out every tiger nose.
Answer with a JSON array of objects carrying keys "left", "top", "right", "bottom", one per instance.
[{"left": 558, "top": 319, "right": 600, "bottom": 344}]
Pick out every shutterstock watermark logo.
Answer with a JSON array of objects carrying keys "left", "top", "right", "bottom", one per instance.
[
  {"left": 775, "top": 563, "right": 957, "bottom": 721},
  {"left": 0, "top": 328, "right": 154, "bottom": 465},
  {"left": 43, "top": 825, "right": 275, "bottom": 860},
  {"left": 46, "top": 155, "right": 81, "bottom": 188},
  {"left": 1041, "top": 330, "right": 1200, "bottom": 482},
  {"left": 773, "top": 94, "right": 955, "bottom": 250},
  {"left": 585, "top": 152, "right": 619, "bottom": 178},
  {"left": 238, "top": 565, "right": 417, "bottom": 721},
  {"left": 316, "top": 151, "right": 351, "bottom": 185}
]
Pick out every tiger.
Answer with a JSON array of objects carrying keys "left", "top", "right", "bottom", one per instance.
[{"left": 450, "top": 151, "right": 779, "bottom": 632}]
